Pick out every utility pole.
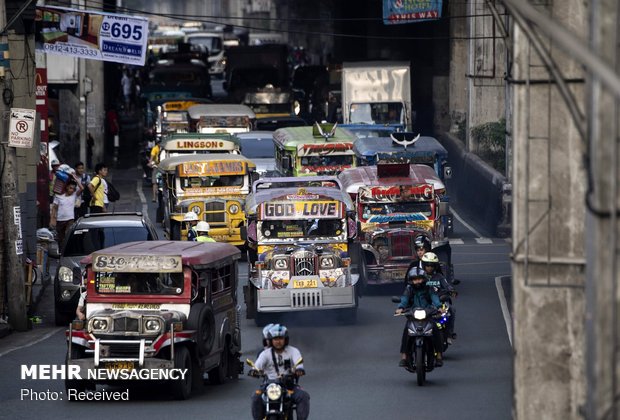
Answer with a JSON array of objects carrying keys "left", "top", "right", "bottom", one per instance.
[{"left": 0, "top": 0, "right": 28, "bottom": 331}]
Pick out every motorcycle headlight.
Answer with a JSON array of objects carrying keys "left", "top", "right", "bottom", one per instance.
[
  {"left": 413, "top": 310, "right": 427, "bottom": 320},
  {"left": 143, "top": 317, "right": 162, "bottom": 333},
  {"left": 90, "top": 318, "right": 110, "bottom": 332},
  {"left": 229, "top": 204, "right": 240, "bottom": 214},
  {"left": 274, "top": 258, "right": 288, "bottom": 270},
  {"left": 266, "top": 383, "right": 282, "bottom": 401},
  {"left": 58, "top": 266, "right": 74, "bottom": 283},
  {"left": 320, "top": 256, "right": 335, "bottom": 269}
]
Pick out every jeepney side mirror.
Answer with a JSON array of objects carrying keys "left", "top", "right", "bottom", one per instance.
[
  {"left": 439, "top": 202, "right": 450, "bottom": 217},
  {"left": 444, "top": 166, "right": 452, "bottom": 180}
]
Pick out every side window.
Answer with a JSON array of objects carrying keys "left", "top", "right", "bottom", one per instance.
[
  {"left": 195, "top": 269, "right": 209, "bottom": 303},
  {"left": 211, "top": 264, "right": 232, "bottom": 296}
]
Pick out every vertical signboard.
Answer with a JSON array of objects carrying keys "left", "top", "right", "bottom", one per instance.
[{"left": 8, "top": 108, "right": 36, "bottom": 148}]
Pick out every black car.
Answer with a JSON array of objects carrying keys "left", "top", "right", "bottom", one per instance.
[{"left": 54, "top": 212, "right": 158, "bottom": 326}]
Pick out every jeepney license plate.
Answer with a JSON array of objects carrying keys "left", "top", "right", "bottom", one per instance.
[
  {"left": 293, "top": 279, "right": 318, "bottom": 289},
  {"left": 105, "top": 361, "right": 134, "bottom": 371},
  {"left": 392, "top": 271, "right": 406, "bottom": 279}
]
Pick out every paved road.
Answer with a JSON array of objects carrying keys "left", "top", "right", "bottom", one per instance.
[{"left": 0, "top": 167, "right": 513, "bottom": 420}]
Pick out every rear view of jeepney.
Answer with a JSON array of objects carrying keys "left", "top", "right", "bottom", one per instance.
[
  {"left": 158, "top": 154, "right": 258, "bottom": 244},
  {"left": 65, "top": 241, "right": 242, "bottom": 400},
  {"left": 339, "top": 164, "right": 453, "bottom": 285},
  {"left": 243, "top": 179, "right": 360, "bottom": 324}
]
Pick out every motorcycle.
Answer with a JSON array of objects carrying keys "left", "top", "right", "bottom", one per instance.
[
  {"left": 247, "top": 358, "right": 303, "bottom": 420},
  {"left": 392, "top": 298, "right": 447, "bottom": 386}
]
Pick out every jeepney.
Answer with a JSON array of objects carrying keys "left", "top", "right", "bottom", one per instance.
[
  {"left": 243, "top": 177, "right": 362, "bottom": 324},
  {"left": 187, "top": 104, "right": 255, "bottom": 134},
  {"left": 243, "top": 84, "right": 299, "bottom": 119},
  {"left": 157, "top": 154, "right": 258, "bottom": 244},
  {"left": 273, "top": 124, "right": 358, "bottom": 177},
  {"left": 155, "top": 100, "right": 205, "bottom": 137},
  {"left": 65, "top": 241, "right": 242, "bottom": 400},
  {"left": 338, "top": 163, "right": 453, "bottom": 285},
  {"left": 159, "top": 133, "right": 241, "bottom": 161}
]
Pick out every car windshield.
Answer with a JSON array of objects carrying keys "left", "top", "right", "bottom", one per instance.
[
  {"left": 180, "top": 175, "right": 244, "bottom": 188},
  {"left": 259, "top": 219, "right": 345, "bottom": 240},
  {"left": 362, "top": 202, "right": 433, "bottom": 218},
  {"left": 94, "top": 272, "right": 183, "bottom": 295},
  {"left": 240, "top": 138, "right": 274, "bottom": 158},
  {"left": 63, "top": 227, "right": 154, "bottom": 257}
]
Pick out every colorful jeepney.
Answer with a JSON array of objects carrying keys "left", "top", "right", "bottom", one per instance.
[
  {"left": 273, "top": 124, "right": 358, "bottom": 176},
  {"left": 243, "top": 177, "right": 361, "bottom": 324},
  {"left": 158, "top": 154, "right": 258, "bottom": 244},
  {"left": 339, "top": 163, "right": 453, "bottom": 285},
  {"left": 187, "top": 104, "right": 255, "bottom": 134},
  {"left": 155, "top": 100, "right": 207, "bottom": 137},
  {"left": 159, "top": 133, "right": 241, "bottom": 161},
  {"left": 66, "top": 241, "right": 242, "bottom": 400}
]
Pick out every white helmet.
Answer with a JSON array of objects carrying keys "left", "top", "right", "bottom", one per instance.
[
  {"left": 183, "top": 211, "right": 198, "bottom": 222},
  {"left": 196, "top": 221, "right": 210, "bottom": 232}
]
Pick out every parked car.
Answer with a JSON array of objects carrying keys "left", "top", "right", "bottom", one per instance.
[{"left": 53, "top": 212, "right": 158, "bottom": 326}]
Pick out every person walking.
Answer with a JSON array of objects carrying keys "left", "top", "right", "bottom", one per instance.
[
  {"left": 74, "top": 161, "right": 91, "bottom": 218},
  {"left": 50, "top": 178, "right": 83, "bottom": 248},
  {"left": 88, "top": 163, "right": 109, "bottom": 214}
]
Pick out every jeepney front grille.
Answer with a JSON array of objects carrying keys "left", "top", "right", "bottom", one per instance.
[
  {"left": 113, "top": 317, "right": 140, "bottom": 332},
  {"left": 389, "top": 232, "right": 413, "bottom": 257},
  {"left": 293, "top": 252, "right": 315, "bottom": 276},
  {"left": 291, "top": 290, "right": 322, "bottom": 308},
  {"left": 109, "top": 341, "right": 141, "bottom": 356},
  {"left": 203, "top": 201, "right": 226, "bottom": 224}
]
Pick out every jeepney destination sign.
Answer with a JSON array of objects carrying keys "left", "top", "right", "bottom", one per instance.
[
  {"left": 261, "top": 201, "right": 342, "bottom": 219},
  {"left": 93, "top": 254, "right": 183, "bottom": 272}
]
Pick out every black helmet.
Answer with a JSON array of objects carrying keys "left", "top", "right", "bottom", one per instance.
[
  {"left": 407, "top": 267, "right": 428, "bottom": 288},
  {"left": 414, "top": 235, "right": 431, "bottom": 251}
]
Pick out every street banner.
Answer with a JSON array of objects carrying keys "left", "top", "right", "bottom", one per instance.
[
  {"left": 35, "top": 5, "right": 148, "bottom": 66},
  {"left": 9, "top": 108, "right": 36, "bottom": 148},
  {"left": 383, "top": 0, "right": 443, "bottom": 25}
]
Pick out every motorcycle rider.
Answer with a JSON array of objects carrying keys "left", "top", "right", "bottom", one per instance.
[
  {"left": 422, "top": 252, "right": 457, "bottom": 343},
  {"left": 249, "top": 324, "right": 310, "bottom": 420},
  {"left": 183, "top": 212, "right": 199, "bottom": 241},
  {"left": 404, "top": 235, "right": 432, "bottom": 283},
  {"left": 395, "top": 267, "right": 445, "bottom": 367}
]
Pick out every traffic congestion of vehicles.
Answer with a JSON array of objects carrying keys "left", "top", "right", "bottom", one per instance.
[{"left": 38, "top": 18, "right": 488, "bottom": 414}]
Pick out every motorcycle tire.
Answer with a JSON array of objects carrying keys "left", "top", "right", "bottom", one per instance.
[{"left": 416, "top": 345, "right": 426, "bottom": 386}]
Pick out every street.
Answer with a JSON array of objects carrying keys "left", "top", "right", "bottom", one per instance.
[{"left": 0, "top": 165, "right": 512, "bottom": 420}]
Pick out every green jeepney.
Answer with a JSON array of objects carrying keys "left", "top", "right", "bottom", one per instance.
[{"left": 273, "top": 124, "right": 358, "bottom": 177}]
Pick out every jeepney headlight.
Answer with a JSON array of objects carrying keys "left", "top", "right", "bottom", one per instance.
[
  {"left": 229, "top": 204, "right": 240, "bottom": 214},
  {"left": 143, "top": 317, "right": 162, "bottom": 333},
  {"left": 58, "top": 266, "right": 73, "bottom": 283},
  {"left": 293, "top": 100, "right": 301, "bottom": 115},
  {"left": 320, "top": 256, "right": 335, "bottom": 269},
  {"left": 90, "top": 318, "right": 110, "bottom": 332},
  {"left": 266, "top": 383, "right": 282, "bottom": 400},
  {"left": 274, "top": 258, "right": 288, "bottom": 270}
]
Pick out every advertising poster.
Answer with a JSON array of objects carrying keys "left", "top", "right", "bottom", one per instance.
[
  {"left": 383, "top": 0, "right": 443, "bottom": 25},
  {"left": 35, "top": 5, "right": 148, "bottom": 65}
]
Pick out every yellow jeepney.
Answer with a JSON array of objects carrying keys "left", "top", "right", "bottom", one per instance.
[{"left": 158, "top": 154, "right": 258, "bottom": 244}]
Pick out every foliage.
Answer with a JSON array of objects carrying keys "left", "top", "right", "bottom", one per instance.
[{"left": 471, "top": 118, "right": 506, "bottom": 173}]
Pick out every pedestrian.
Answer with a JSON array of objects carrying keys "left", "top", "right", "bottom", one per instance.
[
  {"left": 148, "top": 138, "right": 161, "bottom": 202},
  {"left": 49, "top": 158, "right": 61, "bottom": 206},
  {"left": 74, "top": 161, "right": 91, "bottom": 218},
  {"left": 88, "top": 163, "right": 109, "bottom": 214},
  {"left": 121, "top": 70, "right": 133, "bottom": 112},
  {"left": 50, "top": 178, "right": 83, "bottom": 248}
]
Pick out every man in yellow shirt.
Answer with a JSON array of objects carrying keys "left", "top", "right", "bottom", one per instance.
[
  {"left": 88, "top": 163, "right": 109, "bottom": 213},
  {"left": 149, "top": 139, "right": 161, "bottom": 203}
]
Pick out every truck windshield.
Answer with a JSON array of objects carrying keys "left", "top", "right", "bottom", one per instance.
[
  {"left": 362, "top": 202, "right": 432, "bottom": 219},
  {"left": 259, "top": 219, "right": 345, "bottom": 240},
  {"left": 181, "top": 175, "right": 244, "bottom": 188},
  {"left": 94, "top": 272, "right": 184, "bottom": 295},
  {"left": 350, "top": 103, "right": 403, "bottom": 125},
  {"left": 187, "top": 36, "right": 222, "bottom": 54},
  {"left": 300, "top": 155, "right": 353, "bottom": 170}
]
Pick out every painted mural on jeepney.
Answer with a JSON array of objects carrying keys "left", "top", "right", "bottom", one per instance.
[
  {"left": 93, "top": 254, "right": 183, "bottom": 272},
  {"left": 179, "top": 160, "right": 246, "bottom": 176},
  {"left": 358, "top": 184, "right": 434, "bottom": 203},
  {"left": 297, "top": 142, "right": 353, "bottom": 156},
  {"left": 260, "top": 201, "right": 343, "bottom": 220}
]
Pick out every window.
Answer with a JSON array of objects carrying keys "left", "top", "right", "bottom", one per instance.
[
  {"left": 95, "top": 272, "right": 183, "bottom": 295},
  {"left": 63, "top": 226, "right": 153, "bottom": 257}
]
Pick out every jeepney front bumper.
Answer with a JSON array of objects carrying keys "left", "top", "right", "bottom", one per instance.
[
  {"left": 366, "top": 264, "right": 410, "bottom": 285},
  {"left": 208, "top": 226, "right": 244, "bottom": 246},
  {"left": 257, "top": 281, "right": 358, "bottom": 313}
]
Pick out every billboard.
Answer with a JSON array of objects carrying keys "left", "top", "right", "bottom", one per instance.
[
  {"left": 383, "top": 0, "right": 443, "bottom": 25},
  {"left": 35, "top": 5, "right": 148, "bottom": 65}
]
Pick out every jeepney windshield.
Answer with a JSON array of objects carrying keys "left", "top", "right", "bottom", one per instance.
[
  {"left": 180, "top": 175, "right": 244, "bottom": 188},
  {"left": 259, "top": 219, "right": 346, "bottom": 241},
  {"left": 299, "top": 155, "right": 353, "bottom": 170},
  {"left": 361, "top": 202, "right": 433, "bottom": 219},
  {"left": 94, "top": 272, "right": 184, "bottom": 295}
]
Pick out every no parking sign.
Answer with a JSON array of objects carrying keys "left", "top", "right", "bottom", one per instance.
[{"left": 8, "top": 108, "right": 36, "bottom": 148}]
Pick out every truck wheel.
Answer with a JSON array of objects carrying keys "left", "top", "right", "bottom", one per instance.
[
  {"left": 187, "top": 303, "right": 215, "bottom": 357},
  {"left": 208, "top": 346, "right": 229, "bottom": 385},
  {"left": 171, "top": 346, "right": 192, "bottom": 400}
]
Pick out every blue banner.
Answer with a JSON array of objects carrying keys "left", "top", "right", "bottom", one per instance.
[{"left": 383, "top": 0, "right": 443, "bottom": 25}]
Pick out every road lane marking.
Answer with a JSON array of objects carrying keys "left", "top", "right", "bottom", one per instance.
[
  {"left": 475, "top": 238, "right": 493, "bottom": 244},
  {"left": 136, "top": 179, "right": 148, "bottom": 214},
  {"left": 451, "top": 208, "right": 486, "bottom": 239},
  {"left": 0, "top": 328, "right": 62, "bottom": 358},
  {"left": 495, "top": 275, "right": 513, "bottom": 347},
  {"left": 449, "top": 238, "right": 464, "bottom": 245}
]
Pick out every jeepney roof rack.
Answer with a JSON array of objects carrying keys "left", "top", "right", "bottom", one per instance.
[
  {"left": 252, "top": 176, "right": 342, "bottom": 192},
  {"left": 390, "top": 132, "right": 420, "bottom": 150}
]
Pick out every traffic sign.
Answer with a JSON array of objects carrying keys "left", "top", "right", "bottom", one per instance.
[{"left": 9, "top": 108, "right": 36, "bottom": 148}]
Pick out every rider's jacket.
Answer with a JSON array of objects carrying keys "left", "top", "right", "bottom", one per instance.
[
  {"left": 255, "top": 346, "right": 304, "bottom": 380},
  {"left": 398, "top": 284, "right": 441, "bottom": 310},
  {"left": 425, "top": 272, "right": 453, "bottom": 294}
]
